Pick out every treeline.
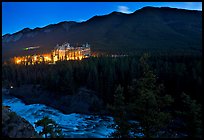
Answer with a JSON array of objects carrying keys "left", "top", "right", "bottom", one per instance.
[{"left": 2, "top": 54, "right": 202, "bottom": 104}]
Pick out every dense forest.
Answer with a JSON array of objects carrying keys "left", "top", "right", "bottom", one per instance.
[{"left": 2, "top": 53, "right": 202, "bottom": 138}]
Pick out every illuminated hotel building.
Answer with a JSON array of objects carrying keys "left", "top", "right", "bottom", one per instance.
[
  {"left": 52, "top": 42, "right": 91, "bottom": 62},
  {"left": 13, "top": 42, "right": 91, "bottom": 65}
]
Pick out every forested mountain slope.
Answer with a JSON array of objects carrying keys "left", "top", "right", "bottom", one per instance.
[{"left": 2, "top": 6, "right": 202, "bottom": 61}]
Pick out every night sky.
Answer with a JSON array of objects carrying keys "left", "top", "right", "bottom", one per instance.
[{"left": 2, "top": 2, "right": 202, "bottom": 35}]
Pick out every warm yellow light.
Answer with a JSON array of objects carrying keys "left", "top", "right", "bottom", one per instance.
[
  {"left": 34, "top": 56, "right": 37, "bottom": 61},
  {"left": 54, "top": 56, "right": 58, "bottom": 62},
  {"left": 44, "top": 56, "right": 51, "bottom": 61},
  {"left": 16, "top": 59, "right": 21, "bottom": 64},
  {"left": 12, "top": 44, "right": 90, "bottom": 65},
  {"left": 79, "top": 56, "right": 82, "bottom": 60}
]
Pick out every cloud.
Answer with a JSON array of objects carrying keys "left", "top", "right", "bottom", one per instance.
[{"left": 117, "top": 6, "right": 132, "bottom": 14}]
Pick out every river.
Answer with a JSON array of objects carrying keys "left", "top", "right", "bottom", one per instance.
[{"left": 2, "top": 88, "right": 115, "bottom": 138}]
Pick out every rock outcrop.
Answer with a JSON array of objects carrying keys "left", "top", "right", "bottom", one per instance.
[{"left": 2, "top": 106, "right": 40, "bottom": 138}]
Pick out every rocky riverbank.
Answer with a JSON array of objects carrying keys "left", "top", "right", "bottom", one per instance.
[{"left": 2, "top": 106, "right": 40, "bottom": 138}]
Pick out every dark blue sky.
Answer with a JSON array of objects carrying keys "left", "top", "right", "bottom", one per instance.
[{"left": 2, "top": 2, "right": 202, "bottom": 35}]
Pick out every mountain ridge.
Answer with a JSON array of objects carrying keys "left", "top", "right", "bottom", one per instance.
[
  {"left": 2, "top": 6, "right": 202, "bottom": 61},
  {"left": 2, "top": 6, "right": 201, "bottom": 37}
]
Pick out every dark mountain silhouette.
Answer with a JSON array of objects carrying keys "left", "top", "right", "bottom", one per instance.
[{"left": 2, "top": 6, "right": 202, "bottom": 61}]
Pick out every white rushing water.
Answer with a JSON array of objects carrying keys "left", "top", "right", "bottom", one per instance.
[{"left": 2, "top": 89, "right": 115, "bottom": 138}]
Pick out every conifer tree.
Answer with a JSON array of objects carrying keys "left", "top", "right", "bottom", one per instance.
[
  {"left": 35, "top": 116, "right": 64, "bottom": 138},
  {"left": 128, "top": 53, "right": 174, "bottom": 138},
  {"left": 178, "top": 92, "right": 202, "bottom": 138},
  {"left": 108, "top": 85, "right": 131, "bottom": 138}
]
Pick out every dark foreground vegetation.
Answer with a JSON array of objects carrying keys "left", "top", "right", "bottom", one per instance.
[{"left": 2, "top": 53, "right": 202, "bottom": 138}]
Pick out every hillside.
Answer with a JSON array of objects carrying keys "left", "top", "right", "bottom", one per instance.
[{"left": 2, "top": 6, "right": 202, "bottom": 61}]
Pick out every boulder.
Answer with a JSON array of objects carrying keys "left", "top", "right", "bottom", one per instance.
[{"left": 2, "top": 106, "right": 40, "bottom": 138}]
